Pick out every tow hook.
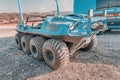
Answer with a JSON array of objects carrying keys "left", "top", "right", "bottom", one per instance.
[{"left": 70, "top": 34, "right": 96, "bottom": 55}]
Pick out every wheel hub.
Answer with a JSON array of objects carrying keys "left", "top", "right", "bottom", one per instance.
[
  {"left": 32, "top": 45, "right": 37, "bottom": 54},
  {"left": 46, "top": 50, "right": 55, "bottom": 63}
]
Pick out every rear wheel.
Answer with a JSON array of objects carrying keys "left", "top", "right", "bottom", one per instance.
[
  {"left": 30, "top": 37, "right": 45, "bottom": 60},
  {"left": 15, "top": 34, "right": 22, "bottom": 50},
  {"left": 43, "top": 39, "right": 69, "bottom": 70},
  {"left": 81, "top": 36, "right": 97, "bottom": 51},
  {"left": 21, "top": 35, "right": 33, "bottom": 54}
]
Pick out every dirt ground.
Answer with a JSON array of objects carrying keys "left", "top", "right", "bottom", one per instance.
[{"left": 0, "top": 26, "right": 120, "bottom": 80}]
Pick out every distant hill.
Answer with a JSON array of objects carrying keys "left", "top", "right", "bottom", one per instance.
[
  {"left": 0, "top": 13, "right": 26, "bottom": 24},
  {"left": 0, "top": 12, "right": 53, "bottom": 24},
  {"left": 0, "top": 11, "right": 72, "bottom": 24}
]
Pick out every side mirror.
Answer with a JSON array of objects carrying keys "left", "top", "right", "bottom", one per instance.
[{"left": 88, "top": 9, "right": 94, "bottom": 18}]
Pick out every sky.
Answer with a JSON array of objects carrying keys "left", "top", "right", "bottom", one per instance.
[{"left": 0, "top": 0, "right": 73, "bottom": 13}]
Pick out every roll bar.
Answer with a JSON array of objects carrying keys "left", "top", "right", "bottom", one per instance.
[{"left": 17, "top": 0, "right": 60, "bottom": 27}]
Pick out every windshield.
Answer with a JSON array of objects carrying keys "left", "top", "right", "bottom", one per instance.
[
  {"left": 21, "top": 0, "right": 73, "bottom": 14},
  {"left": 59, "top": 0, "right": 73, "bottom": 14}
]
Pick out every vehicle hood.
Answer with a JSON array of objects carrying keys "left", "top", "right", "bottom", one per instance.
[{"left": 46, "top": 15, "right": 90, "bottom": 26}]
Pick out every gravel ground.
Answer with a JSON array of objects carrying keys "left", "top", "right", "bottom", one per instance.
[
  {"left": 28, "top": 63, "right": 120, "bottom": 80},
  {"left": 0, "top": 28, "right": 120, "bottom": 80}
]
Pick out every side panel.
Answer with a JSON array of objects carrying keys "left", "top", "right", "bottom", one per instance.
[{"left": 74, "top": 0, "right": 96, "bottom": 14}]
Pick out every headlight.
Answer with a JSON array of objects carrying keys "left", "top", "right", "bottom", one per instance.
[
  {"left": 69, "top": 21, "right": 80, "bottom": 31},
  {"left": 69, "top": 25, "right": 74, "bottom": 30},
  {"left": 92, "top": 23, "right": 98, "bottom": 30}
]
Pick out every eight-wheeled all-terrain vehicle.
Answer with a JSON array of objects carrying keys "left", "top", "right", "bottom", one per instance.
[{"left": 15, "top": 0, "right": 107, "bottom": 69}]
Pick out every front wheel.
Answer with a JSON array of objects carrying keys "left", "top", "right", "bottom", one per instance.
[
  {"left": 81, "top": 36, "right": 97, "bottom": 51},
  {"left": 42, "top": 39, "right": 70, "bottom": 70}
]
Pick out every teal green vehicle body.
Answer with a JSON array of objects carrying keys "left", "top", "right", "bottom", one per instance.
[
  {"left": 17, "top": 0, "right": 107, "bottom": 37},
  {"left": 17, "top": 0, "right": 92, "bottom": 37}
]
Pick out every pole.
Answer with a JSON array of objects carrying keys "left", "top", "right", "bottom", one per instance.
[
  {"left": 17, "top": 0, "right": 24, "bottom": 27},
  {"left": 55, "top": 0, "right": 60, "bottom": 16}
]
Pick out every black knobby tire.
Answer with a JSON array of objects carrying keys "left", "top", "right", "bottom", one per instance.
[
  {"left": 15, "top": 34, "right": 22, "bottom": 50},
  {"left": 21, "top": 35, "right": 33, "bottom": 54},
  {"left": 43, "top": 39, "right": 70, "bottom": 70},
  {"left": 81, "top": 36, "right": 97, "bottom": 51},
  {"left": 30, "top": 37, "right": 45, "bottom": 60}
]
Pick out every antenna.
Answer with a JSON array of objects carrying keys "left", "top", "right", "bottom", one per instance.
[{"left": 17, "top": 0, "right": 24, "bottom": 27}]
